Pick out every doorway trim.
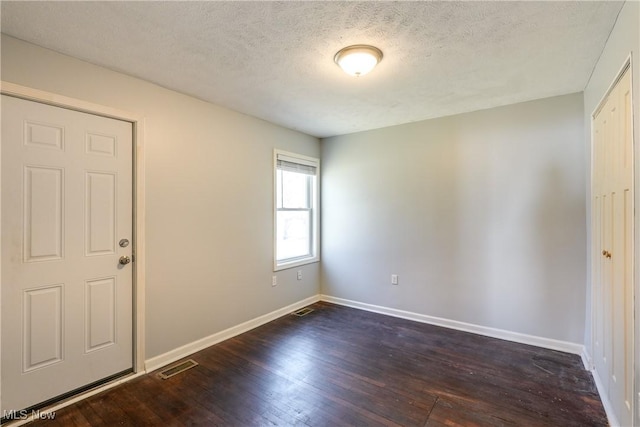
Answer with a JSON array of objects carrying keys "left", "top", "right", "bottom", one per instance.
[{"left": 0, "top": 81, "right": 146, "bottom": 401}]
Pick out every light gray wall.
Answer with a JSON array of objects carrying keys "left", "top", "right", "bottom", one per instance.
[
  {"left": 321, "top": 93, "right": 586, "bottom": 343},
  {"left": 1, "top": 35, "right": 320, "bottom": 359},
  {"left": 583, "top": 1, "right": 639, "bottom": 423}
]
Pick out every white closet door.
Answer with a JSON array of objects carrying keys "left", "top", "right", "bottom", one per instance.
[{"left": 591, "top": 67, "right": 633, "bottom": 427}]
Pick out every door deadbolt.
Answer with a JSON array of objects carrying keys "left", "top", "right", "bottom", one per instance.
[
  {"left": 119, "top": 256, "right": 131, "bottom": 265},
  {"left": 119, "top": 239, "right": 130, "bottom": 248}
]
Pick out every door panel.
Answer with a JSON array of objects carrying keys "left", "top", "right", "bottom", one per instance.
[
  {"left": 85, "top": 171, "right": 117, "bottom": 256},
  {"left": 23, "top": 285, "right": 64, "bottom": 372},
  {"left": 1, "top": 95, "right": 133, "bottom": 412},
  {"left": 24, "top": 166, "right": 65, "bottom": 262},
  {"left": 85, "top": 277, "right": 116, "bottom": 352}
]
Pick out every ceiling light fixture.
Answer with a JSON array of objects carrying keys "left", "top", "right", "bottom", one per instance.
[{"left": 334, "top": 45, "right": 383, "bottom": 77}]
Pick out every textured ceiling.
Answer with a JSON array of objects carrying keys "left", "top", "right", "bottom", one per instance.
[{"left": 0, "top": 1, "right": 624, "bottom": 138}]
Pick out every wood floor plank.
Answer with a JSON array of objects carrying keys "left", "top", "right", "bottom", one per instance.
[{"left": 26, "top": 302, "right": 607, "bottom": 426}]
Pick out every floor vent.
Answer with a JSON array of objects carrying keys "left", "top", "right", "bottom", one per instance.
[
  {"left": 158, "top": 359, "right": 198, "bottom": 379},
  {"left": 292, "top": 307, "right": 314, "bottom": 317}
]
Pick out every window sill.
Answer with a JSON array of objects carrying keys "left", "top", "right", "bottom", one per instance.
[{"left": 274, "top": 257, "right": 319, "bottom": 272}]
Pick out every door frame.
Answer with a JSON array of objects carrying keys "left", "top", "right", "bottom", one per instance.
[
  {"left": 0, "top": 82, "right": 146, "bottom": 405},
  {"left": 589, "top": 53, "right": 636, "bottom": 425}
]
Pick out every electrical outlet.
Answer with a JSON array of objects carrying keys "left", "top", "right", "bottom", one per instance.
[
  {"left": 272, "top": 276, "right": 277, "bottom": 287},
  {"left": 297, "top": 270, "right": 302, "bottom": 280},
  {"left": 391, "top": 274, "right": 398, "bottom": 285}
]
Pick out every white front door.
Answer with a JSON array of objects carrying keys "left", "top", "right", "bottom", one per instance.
[{"left": 1, "top": 95, "right": 133, "bottom": 413}]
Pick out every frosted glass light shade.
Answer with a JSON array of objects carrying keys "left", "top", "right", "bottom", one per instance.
[{"left": 334, "top": 45, "right": 383, "bottom": 77}]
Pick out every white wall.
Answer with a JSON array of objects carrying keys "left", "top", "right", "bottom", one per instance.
[
  {"left": 0, "top": 35, "right": 321, "bottom": 359},
  {"left": 321, "top": 93, "right": 586, "bottom": 343},
  {"left": 583, "top": 1, "right": 640, "bottom": 424}
]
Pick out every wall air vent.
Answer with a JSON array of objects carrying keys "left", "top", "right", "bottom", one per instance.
[{"left": 157, "top": 359, "right": 198, "bottom": 379}]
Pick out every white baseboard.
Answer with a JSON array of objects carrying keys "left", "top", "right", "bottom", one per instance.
[
  {"left": 591, "top": 364, "right": 621, "bottom": 427},
  {"left": 320, "top": 295, "right": 585, "bottom": 356},
  {"left": 145, "top": 295, "right": 320, "bottom": 372},
  {"left": 580, "top": 346, "right": 593, "bottom": 371}
]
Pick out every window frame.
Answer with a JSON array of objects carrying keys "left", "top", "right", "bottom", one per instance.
[{"left": 273, "top": 149, "right": 320, "bottom": 271}]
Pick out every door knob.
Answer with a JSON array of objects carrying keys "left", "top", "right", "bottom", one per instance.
[
  {"left": 605, "top": 251, "right": 612, "bottom": 259},
  {"left": 119, "top": 256, "right": 131, "bottom": 265}
]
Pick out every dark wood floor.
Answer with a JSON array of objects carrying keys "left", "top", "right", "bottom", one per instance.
[{"left": 28, "top": 302, "right": 607, "bottom": 426}]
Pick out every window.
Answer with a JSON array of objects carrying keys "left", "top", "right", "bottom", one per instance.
[{"left": 274, "top": 150, "right": 319, "bottom": 270}]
